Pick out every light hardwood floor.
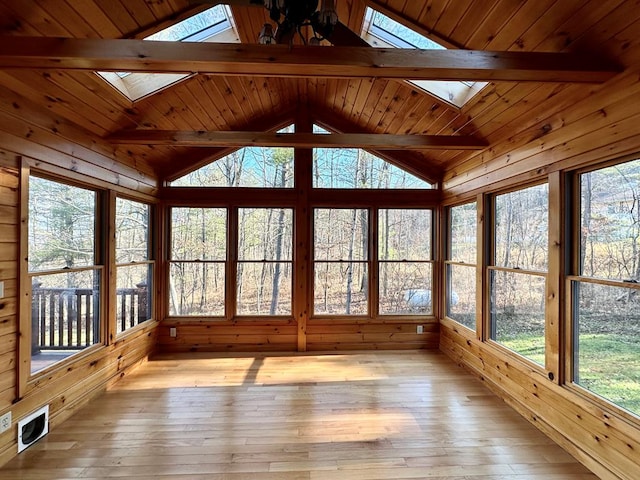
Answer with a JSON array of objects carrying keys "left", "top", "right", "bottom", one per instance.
[{"left": 1, "top": 351, "right": 598, "bottom": 479}]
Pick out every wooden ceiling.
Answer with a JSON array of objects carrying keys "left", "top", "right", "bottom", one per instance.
[{"left": 0, "top": 0, "right": 637, "bottom": 183}]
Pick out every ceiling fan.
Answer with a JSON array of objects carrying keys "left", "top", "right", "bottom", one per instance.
[{"left": 189, "top": 0, "right": 370, "bottom": 47}]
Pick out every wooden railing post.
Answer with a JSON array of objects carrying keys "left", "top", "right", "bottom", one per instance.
[
  {"left": 31, "top": 281, "right": 42, "bottom": 355},
  {"left": 136, "top": 281, "right": 148, "bottom": 325}
]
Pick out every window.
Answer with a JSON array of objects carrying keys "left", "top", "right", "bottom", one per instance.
[
  {"left": 169, "top": 207, "right": 227, "bottom": 316},
  {"left": 313, "top": 145, "right": 433, "bottom": 189},
  {"left": 171, "top": 126, "right": 295, "bottom": 188},
  {"left": 446, "top": 202, "right": 477, "bottom": 330},
  {"left": 97, "top": 5, "right": 240, "bottom": 101},
  {"left": 490, "top": 183, "right": 548, "bottom": 365},
  {"left": 361, "top": 8, "right": 486, "bottom": 108},
  {"left": 572, "top": 158, "right": 640, "bottom": 416},
  {"left": 115, "top": 198, "right": 153, "bottom": 334},
  {"left": 378, "top": 209, "right": 433, "bottom": 315},
  {"left": 314, "top": 208, "right": 369, "bottom": 315},
  {"left": 28, "top": 176, "right": 102, "bottom": 374},
  {"left": 237, "top": 208, "right": 293, "bottom": 315}
]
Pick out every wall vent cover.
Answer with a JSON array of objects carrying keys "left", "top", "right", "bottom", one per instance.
[{"left": 17, "top": 405, "right": 49, "bottom": 453}]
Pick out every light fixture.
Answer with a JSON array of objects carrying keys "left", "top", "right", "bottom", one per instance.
[{"left": 257, "top": 0, "right": 338, "bottom": 45}]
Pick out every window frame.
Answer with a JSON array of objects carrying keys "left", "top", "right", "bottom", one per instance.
[
  {"left": 114, "top": 195, "right": 155, "bottom": 336},
  {"left": 445, "top": 200, "right": 478, "bottom": 332},
  {"left": 20, "top": 165, "right": 107, "bottom": 392},
  {"left": 565, "top": 158, "right": 640, "bottom": 422},
  {"left": 487, "top": 181, "right": 550, "bottom": 369}
]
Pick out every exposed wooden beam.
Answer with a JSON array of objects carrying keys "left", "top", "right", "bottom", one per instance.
[
  {"left": 108, "top": 130, "right": 487, "bottom": 150},
  {"left": 0, "top": 37, "right": 621, "bottom": 83}
]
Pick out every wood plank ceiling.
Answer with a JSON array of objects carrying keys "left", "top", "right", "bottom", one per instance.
[{"left": 0, "top": 0, "right": 636, "bottom": 183}]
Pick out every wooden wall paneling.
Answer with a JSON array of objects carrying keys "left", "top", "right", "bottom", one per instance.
[
  {"left": 445, "top": 73, "right": 640, "bottom": 195},
  {"left": 93, "top": 0, "right": 140, "bottom": 35},
  {"left": 363, "top": 81, "right": 404, "bottom": 132},
  {"left": 37, "top": 0, "right": 101, "bottom": 38},
  {"left": 243, "top": 77, "right": 270, "bottom": 118},
  {"left": 484, "top": 0, "right": 556, "bottom": 51},
  {"left": 0, "top": 85, "right": 157, "bottom": 184},
  {"left": 0, "top": 0, "right": 71, "bottom": 36},
  {"left": 343, "top": 0, "right": 367, "bottom": 33},
  {"left": 0, "top": 71, "right": 110, "bottom": 137},
  {"left": 62, "top": 0, "right": 123, "bottom": 38},
  {"left": 306, "top": 321, "right": 439, "bottom": 351},
  {"left": 432, "top": 0, "right": 473, "bottom": 40},
  {"left": 452, "top": 83, "right": 546, "bottom": 137},
  {"left": 153, "top": 83, "right": 206, "bottom": 131},
  {"left": 42, "top": 71, "right": 138, "bottom": 129},
  {"left": 174, "top": 82, "right": 222, "bottom": 130},
  {"left": 157, "top": 322, "right": 298, "bottom": 353},
  {"left": 510, "top": 0, "right": 591, "bottom": 52},
  {"left": 451, "top": 0, "right": 503, "bottom": 47},
  {"left": 536, "top": 0, "right": 626, "bottom": 53},
  {"left": 0, "top": 130, "right": 151, "bottom": 195},
  {"left": 218, "top": 77, "right": 253, "bottom": 126},
  {"left": 444, "top": 74, "right": 625, "bottom": 186},
  {"left": 0, "top": 4, "right": 41, "bottom": 36},
  {"left": 464, "top": 0, "right": 526, "bottom": 49},
  {"left": 200, "top": 77, "right": 243, "bottom": 128},
  {"left": 569, "top": 4, "right": 640, "bottom": 68},
  {"left": 185, "top": 77, "right": 226, "bottom": 130},
  {"left": 440, "top": 323, "right": 640, "bottom": 480},
  {"left": 117, "top": 0, "right": 156, "bottom": 29}
]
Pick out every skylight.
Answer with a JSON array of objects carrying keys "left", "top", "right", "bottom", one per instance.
[
  {"left": 361, "top": 8, "right": 486, "bottom": 108},
  {"left": 97, "top": 5, "right": 240, "bottom": 102}
]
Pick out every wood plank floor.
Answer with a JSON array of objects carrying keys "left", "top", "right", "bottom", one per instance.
[{"left": 1, "top": 351, "right": 598, "bottom": 479}]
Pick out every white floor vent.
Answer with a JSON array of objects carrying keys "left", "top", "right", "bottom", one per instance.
[{"left": 17, "top": 405, "right": 49, "bottom": 453}]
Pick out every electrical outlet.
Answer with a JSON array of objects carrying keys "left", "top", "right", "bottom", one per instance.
[
  {"left": 169, "top": 327, "right": 177, "bottom": 338},
  {"left": 416, "top": 325, "right": 424, "bottom": 334},
  {"left": 0, "top": 281, "right": 4, "bottom": 299},
  {"left": 0, "top": 412, "right": 11, "bottom": 434}
]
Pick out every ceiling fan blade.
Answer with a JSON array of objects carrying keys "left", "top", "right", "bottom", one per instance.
[
  {"left": 322, "top": 21, "right": 371, "bottom": 48},
  {"left": 188, "top": 0, "right": 264, "bottom": 6}
]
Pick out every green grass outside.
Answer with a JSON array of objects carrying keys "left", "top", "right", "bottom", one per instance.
[{"left": 499, "top": 334, "right": 640, "bottom": 416}]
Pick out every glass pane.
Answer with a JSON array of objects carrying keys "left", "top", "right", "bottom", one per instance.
[
  {"left": 171, "top": 208, "right": 226, "bottom": 261},
  {"left": 116, "top": 264, "right": 153, "bottom": 335},
  {"left": 447, "top": 264, "right": 476, "bottom": 330},
  {"left": 379, "top": 262, "right": 432, "bottom": 315},
  {"left": 28, "top": 176, "right": 96, "bottom": 271},
  {"left": 573, "top": 281, "right": 640, "bottom": 416},
  {"left": 494, "top": 184, "right": 548, "bottom": 271},
  {"left": 146, "top": 5, "right": 228, "bottom": 42},
  {"left": 450, "top": 202, "right": 477, "bottom": 264},
  {"left": 31, "top": 270, "right": 101, "bottom": 374},
  {"left": 313, "top": 148, "right": 432, "bottom": 189},
  {"left": 580, "top": 159, "right": 640, "bottom": 280},
  {"left": 237, "top": 262, "right": 292, "bottom": 315},
  {"left": 314, "top": 262, "right": 368, "bottom": 315},
  {"left": 169, "top": 262, "right": 225, "bottom": 316},
  {"left": 378, "top": 209, "right": 431, "bottom": 260},
  {"left": 238, "top": 208, "right": 293, "bottom": 261},
  {"left": 116, "top": 198, "right": 150, "bottom": 264},
  {"left": 171, "top": 142, "right": 294, "bottom": 187},
  {"left": 490, "top": 270, "right": 545, "bottom": 365},
  {"left": 314, "top": 209, "right": 368, "bottom": 261}
]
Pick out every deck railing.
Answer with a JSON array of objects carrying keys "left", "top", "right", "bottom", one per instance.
[{"left": 31, "top": 282, "right": 148, "bottom": 353}]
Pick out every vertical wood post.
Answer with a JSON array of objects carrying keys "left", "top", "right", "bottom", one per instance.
[
  {"left": 546, "top": 171, "right": 564, "bottom": 384},
  {"left": 295, "top": 109, "right": 312, "bottom": 352}
]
